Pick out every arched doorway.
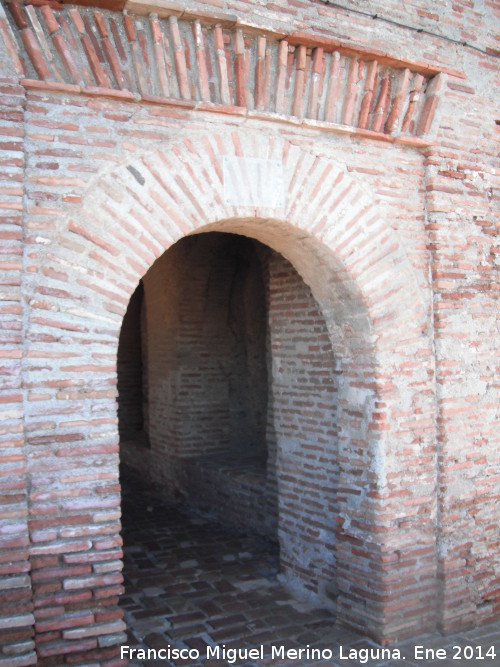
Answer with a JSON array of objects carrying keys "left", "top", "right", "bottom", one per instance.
[
  {"left": 24, "top": 131, "right": 436, "bottom": 648},
  {"left": 118, "top": 230, "right": 340, "bottom": 600}
]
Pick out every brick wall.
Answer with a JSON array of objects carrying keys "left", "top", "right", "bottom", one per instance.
[
  {"left": 0, "top": 5, "right": 36, "bottom": 664},
  {"left": 0, "top": 0, "right": 498, "bottom": 662},
  {"left": 427, "top": 88, "right": 499, "bottom": 632},
  {"left": 144, "top": 233, "right": 267, "bottom": 458},
  {"left": 266, "top": 250, "right": 339, "bottom": 601}
]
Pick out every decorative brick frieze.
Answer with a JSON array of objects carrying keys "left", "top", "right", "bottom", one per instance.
[{"left": 4, "top": 0, "right": 454, "bottom": 142}]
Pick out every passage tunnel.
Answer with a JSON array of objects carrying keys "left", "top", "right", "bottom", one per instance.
[{"left": 118, "top": 231, "right": 339, "bottom": 600}]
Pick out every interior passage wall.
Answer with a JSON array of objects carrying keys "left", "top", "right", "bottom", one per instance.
[
  {"left": 267, "top": 251, "right": 339, "bottom": 601},
  {"left": 143, "top": 233, "right": 267, "bottom": 463}
]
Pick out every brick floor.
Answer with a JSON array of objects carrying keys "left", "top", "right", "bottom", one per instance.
[{"left": 119, "top": 470, "right": 500, "bottom": 666}]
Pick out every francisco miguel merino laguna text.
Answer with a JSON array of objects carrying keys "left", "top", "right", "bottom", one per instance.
[
  {"left": 121, "top": 643, "right": 497, "bottom": 662},
  {"left": 121, "top": 643, "right": 405, "bottom": 663}
]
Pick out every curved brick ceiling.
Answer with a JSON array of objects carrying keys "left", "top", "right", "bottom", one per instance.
[{"left": 3, "top": 0, "right": 454, "bottom": 141}]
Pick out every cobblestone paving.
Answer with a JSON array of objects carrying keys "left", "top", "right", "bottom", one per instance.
[{"left": 119, "top": 473, "right": 500, "bottom": 667}]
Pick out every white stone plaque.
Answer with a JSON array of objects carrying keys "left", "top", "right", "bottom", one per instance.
[{"left": 223, "top": 156, "right": 284, "bottom": 208}]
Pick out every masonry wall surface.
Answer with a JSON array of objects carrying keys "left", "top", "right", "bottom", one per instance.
[
  {"left": 0, "top": 0, "right": 498, "bottom": 664},
  {"left": 142, "top": 234, "right": 268, "bottom": 464}
]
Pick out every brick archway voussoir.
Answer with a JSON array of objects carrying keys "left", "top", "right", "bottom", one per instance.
[{"left": 82, "top": 131, "right": 425, "bottom": 344}]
